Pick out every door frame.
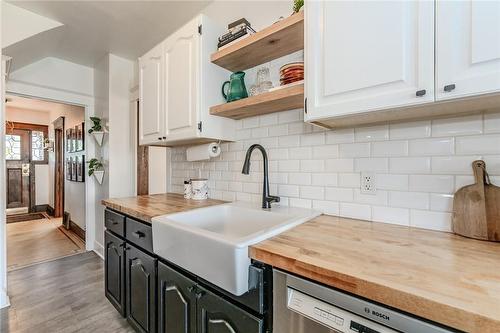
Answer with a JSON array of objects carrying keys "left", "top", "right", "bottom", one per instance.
[{"left": 53, "top": 117, "right": 65, "bottom": 218}]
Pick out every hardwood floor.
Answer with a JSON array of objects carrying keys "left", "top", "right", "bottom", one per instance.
[
  {"left": 7, "top": 216, "right": 86, "bottom": 271},
  {"left": 0, "top": 252, "right": 134, "bottom": 333}
]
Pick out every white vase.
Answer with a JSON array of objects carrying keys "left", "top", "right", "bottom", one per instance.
[
  {"left": 92, "top": 131, "right": 105, "bottom": 146},
  {"left": 93, "top": 170, "right": 105, "bottom": 184}
]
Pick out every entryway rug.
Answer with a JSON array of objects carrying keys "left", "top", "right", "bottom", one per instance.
[{"left": 7, "top": 213, "right": 46, "bottom": 224}]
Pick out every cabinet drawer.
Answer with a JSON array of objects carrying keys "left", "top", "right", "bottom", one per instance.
[
  {"left": 105, "top": 209, "right": 126, "bottom": 237},
  {"left": 126, "top": 218, "right": 153, "bottom": 252}
]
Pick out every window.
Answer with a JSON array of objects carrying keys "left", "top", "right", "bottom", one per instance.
[
  {"left": 5, "top": 134, "right": 21, "bottom": 160},
  {"left": 31, "top": 131, "right": 44, "bottom": 161}
]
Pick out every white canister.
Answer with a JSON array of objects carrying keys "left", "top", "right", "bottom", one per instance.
[
  {"left": 183, "top": 181, "right": 192, "bottom": 199},
  {"left": 191, "top": 178, "right": 209, "bottom": 200}
]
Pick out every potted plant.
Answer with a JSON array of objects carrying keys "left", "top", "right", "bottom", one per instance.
[
  {"left": 87, "top": 158, "right": 105, "bottom": 184},
  {"left": 88, "top": 116, "right": 105, "bottom": 146},
  {"left": 293, "top": 0, "right": 304, "bottom": 13}
]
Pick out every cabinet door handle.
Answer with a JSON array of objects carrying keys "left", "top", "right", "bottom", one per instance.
[
  {"left": 444, "top": 84, "right": 456, "bottom": 92},
  {"left": 158, "top": 137, "right": 162, "bottom": 141},
  {"left": 416, "top": 89, "right": 426, "bottom": 97},
  {"left": 208, "top": 319, "right": 236, "bottom": 333},
  {"left": 132, "top": 231, "right": 145, "bottom": 238},
  {"left": 112, "top": 221, "right": 119, "bottom": 225},
  {"left": 162, "top": 136, "right": 166, "bottom": 139}
]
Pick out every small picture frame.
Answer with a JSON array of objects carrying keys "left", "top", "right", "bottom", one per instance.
[
  {"left": 71, "top": 157, "right": 77, "bottom": 181},
  {"left": 66, "top": 157, "right": 72, "bottom": 180},
  {"left": 77, "top": 155, "right": 85, "bottom": 182},
  {"left": 66, "top": 129, "right": 72, "bottom": 152},
  {"left": 75, "top": 123, "right": 85, "bottom": 152}
]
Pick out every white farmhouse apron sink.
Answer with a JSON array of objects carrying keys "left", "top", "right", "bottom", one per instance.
[{"left": 152, "top": 202, "right": 320, "bottom": 296}]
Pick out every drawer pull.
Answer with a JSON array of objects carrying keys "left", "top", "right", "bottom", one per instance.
[
  {"left": 415, "top": 89, "right": 426, "bottom": 97},
  {"left": 444, "top": 84, "right": 456, "bottom": 92},
  {"left": 112, "top": 221, "right": 119, "bottom": 225},
  {"left": 132, "top": 231, "right": 146, "bottom": 239}
]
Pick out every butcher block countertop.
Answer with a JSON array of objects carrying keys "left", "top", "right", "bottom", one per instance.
[
  {"left": 250, "top": 215, "right": 500, "bottom": 333},
  {"left": 101, "top": 193, "right": 225, "bottom": 223}
]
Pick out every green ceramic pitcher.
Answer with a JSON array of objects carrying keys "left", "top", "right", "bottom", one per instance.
[{"left": 222, "top": 71, "right": 248, "bottom": 102}]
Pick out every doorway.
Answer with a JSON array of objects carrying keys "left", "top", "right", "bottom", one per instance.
[{"left": 4, "top": 95, "right": 86, "bottom": 271}]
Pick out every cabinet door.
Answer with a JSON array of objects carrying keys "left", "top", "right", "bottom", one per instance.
[
  {"left": 105, "top": 230, "right": 126, "bottom": 317},
  {"left": 197, "top": 287, "right": 263, "bottom": 333},
  {"left": 163, "top": 17, "right": 200, "bottom": 141},
  {"left": 158, "top": 262, "right": 197, "bottom": 333},
  {"left": 126, "top": 243, "right": 157, "bottom": 333},
  {"left": 436, "top": 1, "right": 500, "bottom": 100},
  {"left": 305, "top": 1, "right": 434, "bottom": 121},
  {"left": 139, "top": 43, "right": 164, "bottom": 145}
]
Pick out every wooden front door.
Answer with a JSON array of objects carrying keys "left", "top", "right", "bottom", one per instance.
[{"left": 6, "top": 129, "right": 31, "bottom": 209}]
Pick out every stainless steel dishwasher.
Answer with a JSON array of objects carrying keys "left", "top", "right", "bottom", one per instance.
[{"left": 273, "top": 270, "right": 459, "bottom": 333}]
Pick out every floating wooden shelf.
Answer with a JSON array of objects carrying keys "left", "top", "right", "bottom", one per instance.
[
  {"left": 211, "top": 11, "right": 304, "bottom": 72},
  {"left": 209, "top": 83, "right": 304, "bottom": 120}
]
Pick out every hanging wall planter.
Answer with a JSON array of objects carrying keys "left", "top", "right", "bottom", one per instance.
[
  {"left": 88, "top": 116, "right": 106, "bottom": 146},
  {"left": 92, "top": 131, "right": 105, "bottom": 146},
  {"left": 87, "top": 158, "right": 105, "bottom": 185}
]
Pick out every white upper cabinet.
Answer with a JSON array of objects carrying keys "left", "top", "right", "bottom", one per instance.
[
  {"left": 163, "top": 18, "right": 200, "bottom": 140},
  {"left": 436, "top": 1, "right": 500, "bottom": 100},
  {"left": 139, "top": 15, "right": 234, "bottom": 146},
  {"left": 305, "top": 0, "right": 435, "bottom": 122},
  {"left": 139, "top": 43, "right": 164, "bottom": 145}
]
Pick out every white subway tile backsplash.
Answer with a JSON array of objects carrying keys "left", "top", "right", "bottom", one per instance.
[
  {"left": 432, "top": 115, "right": 483, "bottom": 137},
  {"left": 409, "top": 138, "right": 454, "bottom": 156},
  {"left": 389, "top": 191, "right": 429, "bottom": 209},
  {"left": 171, "top": 111, "right": 499, "bottom": 233},
  {"left": 409, "top": 175, "right": 455, "bottom": 193},
  {"left": 371, "top": 141, "right": 408, "bottom": 157},
  {"left": 354, "top": 158, "right": 389, "bottom": 172},
  {"left": 372, "top": 206, "right": 409, "bottom": 226},
  {"left": 429, "top": 193, "right": 454, "bottom": 212},
  {"left": 300, "top": 186, "right": 325, "bottom": 200},
  {"left": 326, "top": 129, "right": 355, "bottom": 144},
  {"left": 325, "top": 188, "right": 354, "bottom": 202},
  {"left": 289, "top": 173, "right": 311, "bottom": 185},
  {"left": 377, "top": 174, "right": 409, "bottom": 191},
  {"left": 289, "top": 147, "right": 312, "bottom": 159},
  {"left": 431, "top": 156, "right": 481, "bottom": 175},
  {"left": 301, "top": 133, "right": 325, "bottom": 146},
  {"left": 313, "top": 145, "right": 339, "bottom": 159},
  {"left": 355, "top": 125, "right": 389, "bottom": 142},
  {"left": 300, "top": 160, "right": 325, "bottom": 172},
  {"left": 339, "top": 143, "right": 370, "bottom": 158},
  {"left": 340, "top": 203, "right": 371, "bottom": 220},
  {"left": 390, "top": 157, "right": 430, "bottom": 174},
  {"left": 313, "top": 200, "right": 339, "bottom": 215},
  {"left": 354, "top": 189, "right": 388, "bottom": 205},
  {"left": 456, "top": 134, "right": 500, "bottom": 155},
  {"left": 389, "top": 121, "right": 431, "bottom": 139},
  {"left": 410, "top": 210, "right": 452, "bottom": 232},
  {"left": 484, "top": 112, "right": 500, "bottom": 133},
  {"left": 312, "top": 173, "right": 338, "bottom": 186}
]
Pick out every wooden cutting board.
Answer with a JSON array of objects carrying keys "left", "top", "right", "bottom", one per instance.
[{"left": 452, "top": 160, "right": 500, "bottom": 241}]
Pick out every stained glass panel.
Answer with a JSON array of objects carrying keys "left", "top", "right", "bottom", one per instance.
[
  {"left": 6, "top": 135, "right": 21, "bottom": 160},
  {"left": 31, "top": 131, "right": 44, "bottom": 161}
]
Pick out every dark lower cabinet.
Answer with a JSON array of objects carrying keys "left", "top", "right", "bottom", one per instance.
[
  {"left": 126, "top": 243, "right": 157, "bottom": 333},
  {"left": 197, "top": 287, "right": 263, "bottom": 333},
  {"left": 105, "top": 230, "right": 126, "bottom": 316},
  {"left": 158, "top": 262, "right": 197, "bottom": 333}
]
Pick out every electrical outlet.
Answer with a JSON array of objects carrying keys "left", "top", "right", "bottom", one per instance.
[{"left": 361, "top": 172, "right": 376, "bottom": 194}]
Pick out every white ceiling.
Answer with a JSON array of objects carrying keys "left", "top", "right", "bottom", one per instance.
[
  {"left": 3, "top": 1, "right": 212, "bottom": 71},
  {"left": 5, "top": 94, "right": 82, "bottom": 113}
]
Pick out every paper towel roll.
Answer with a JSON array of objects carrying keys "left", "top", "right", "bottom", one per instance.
[{"left": 186, "top": 142, "right": 221, "bottom": 161}]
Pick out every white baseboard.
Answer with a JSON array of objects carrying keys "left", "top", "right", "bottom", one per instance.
[
  {"left": 0, "top": 289, "right": 10, "bottom": 309},
  {"left": 93, "top": 241, "right": 104, "bottom": 260}
]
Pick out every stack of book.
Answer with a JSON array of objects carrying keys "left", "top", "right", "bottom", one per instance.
[{"left": 217, "top": 18, "right": 256, "bottom": 50}]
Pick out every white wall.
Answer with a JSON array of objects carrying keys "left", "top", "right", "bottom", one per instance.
[
  {"left": 9, "top": 57, "right": 94, "bottom": 97},
  {"left": 5, "top": 106, "right": 50, "bottom": 125}
]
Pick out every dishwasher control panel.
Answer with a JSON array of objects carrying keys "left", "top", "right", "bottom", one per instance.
[{"left": 287, "top": 287, "right": 397, "bottom": 333}]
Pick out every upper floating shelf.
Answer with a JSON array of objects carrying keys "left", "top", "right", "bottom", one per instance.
[{"left": 211, "top": 11, "right": 304, "bottom": 72}]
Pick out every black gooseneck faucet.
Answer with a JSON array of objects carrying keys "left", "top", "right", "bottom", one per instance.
[{"left": 242, "top": 144, "right": 280, "bottom": 209}]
